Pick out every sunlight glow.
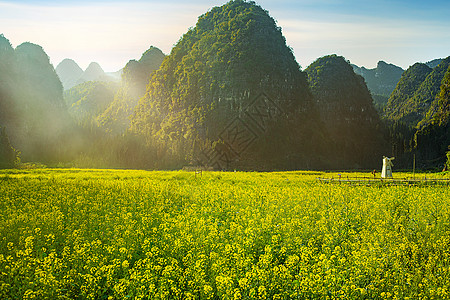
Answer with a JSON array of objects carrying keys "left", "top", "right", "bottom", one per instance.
[{"left": 1, "top": 0, "right": 449, "bottom": 71}]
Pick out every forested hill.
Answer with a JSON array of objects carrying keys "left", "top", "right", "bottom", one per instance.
[
  {"left": 0, "top": 34, "right": 74, "bottom": 163},
  {"left": 63, "top": 81, "right": 119, "bottom": 127},
  {"left": 306, "top": 55, "right": 387, "bottom": 168},
  {"left": 380, "top": 58, "right": 450, "bottom": 169},
  {"left": 56, "top": 60, "right": 119, "bottom": 90},
  {"left": 413, "top": 65, "right": 450, "bottom": 168},
  {"left": 98, "top": 46, "right": 165, "bottom": 134},
  {"left": 352, "top": 61, "right": 404, "bottom": 112},
  {"left": 384, "top": 57, "right": 450, "bottom": 128},
  {"left": 55, "top": 59, "right": 84, "bottom": 90},
  {"left": 383, "top": 63, "right": 432, "bottom": 126},
  {"left": 130, "top": 0, "right": 322, "bottom": 170}
]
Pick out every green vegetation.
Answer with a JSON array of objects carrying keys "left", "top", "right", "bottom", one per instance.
[
  {"left": 0, "top": 35, "right": 74, "bottom": 164},
  {"left": 130, "top": 0, "right": 317, "bottom": 170},
  {"left": 0, "top": 126, "right": 19, "bottom": 168},
  {"left": 433, "top": 65, "right": 450, "bottom": 126},
  {"left": 384, "top": 63, "right": 432, "bottom": 126},
  {"left": 384, "top": 58, "right": 450, "bottom": 128},
  {"left": 99, "top": 46, "right": 165, "bottom": 134},
  {"left": 64, "top": 81, "right": 119, "bottom": 128},
  {"left": 305, "top": 55, "right": 386, "bottom": 168},
  {"left": 1, "top": 169, "right": 450, "bottom": 299},
  {"left": 446, "top": 148, "right": 450, "bottom": 170},
  {"left": 383, "top": 59, "right": 450, "bottom": 169},
  {"left": 413, "top": 65, "right": 450, "bottom": 168},
  {"left": 352, "top": 61, "right": 404, "bottom": 111}
]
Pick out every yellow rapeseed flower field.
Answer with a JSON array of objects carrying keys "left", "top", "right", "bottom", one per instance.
[{"left": 0, "top": 169, "right": 449, "bottom": 299}]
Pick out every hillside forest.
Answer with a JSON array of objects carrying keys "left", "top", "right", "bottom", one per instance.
[{"left": 1, "top": 0, "right": 449, "bottom": 171}]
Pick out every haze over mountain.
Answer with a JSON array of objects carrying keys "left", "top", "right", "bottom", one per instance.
[
  {"left": 56, "top": 60, "right": 119, "bottom": 90},
  {"left": 63, "top": 81, "right": 119, "bottom": 128},
  {"left": 78, "top": 62, "right": 106, "bottom": 83},
  {"left": 0, "top": 34, "right": 74, "bottom": 163},
  {"left": 99, "top": 46, "right": 165, "bottom": 134},
  {"left": 55, "top": 58, "right": 84, "bottom": 90}
]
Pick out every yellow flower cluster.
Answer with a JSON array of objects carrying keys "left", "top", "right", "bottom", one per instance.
[{"left": 0, "top": 169, "right": 449, "bottom": 299}]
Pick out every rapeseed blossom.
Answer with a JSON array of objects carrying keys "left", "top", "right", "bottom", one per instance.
[{"left": 0, "top": 169, "right": 449, "bottom": 299}]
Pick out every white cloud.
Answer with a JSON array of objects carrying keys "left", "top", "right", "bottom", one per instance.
[{"left": 0, "top": 1, "right": 222, "bottom": 70}]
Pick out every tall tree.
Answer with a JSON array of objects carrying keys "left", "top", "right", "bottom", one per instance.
[{"left": 0, "top": 126, "right": 18, "bottom": 168}]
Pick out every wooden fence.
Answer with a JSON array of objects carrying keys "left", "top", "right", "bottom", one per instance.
[{"left": 317, "top": 176, "right": 450, "bottom": 186}]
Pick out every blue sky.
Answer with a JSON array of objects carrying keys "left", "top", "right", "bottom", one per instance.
[{"left": 1, "top": 0, "right": 449, "bottom": 71}]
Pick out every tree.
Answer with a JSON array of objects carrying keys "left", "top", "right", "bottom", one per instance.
[
  {"left": 434, "top": 66, "right": 450, "bottom": 125},
  {"left": 0, "top": 127, "right": 19, "bottom": 168},
  {"left": 446, "top": 147, "right": 450, "bottom": 171}
]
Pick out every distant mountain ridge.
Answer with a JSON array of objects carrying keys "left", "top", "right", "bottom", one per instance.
[
  {"left": 56, "top": 59, "right": 120, "bottom": 90},
  {"left": 0, "top": 34, "right": 74, "bottom": 163},
  {"left": 55, "top": 59, "right": 84, "bottom": 90},
  {"left": 352, "top": 61, "right": 404, "bottom": 111},
  {"left": 63, "top": 46, "right": 165, "bottom": 134},
  {"left": 426, "top": 58, "right": 443, "bottom": 68},
  {"left": 352, "top": 61, "right": 404, "bottom": 96}
]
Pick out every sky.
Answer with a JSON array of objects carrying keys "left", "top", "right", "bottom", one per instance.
[{"left": 1, "top": 0, "right": 449, "bottom": 72}]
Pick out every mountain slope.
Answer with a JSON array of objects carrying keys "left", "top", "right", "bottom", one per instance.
[
  {"left": 64, "top": 81, "right": 119, "bottom": 127},
  {"left": 0, "top": 34, "right": 17, "bottom": 133},
  {"left": 306, "top": 55, "right": 386, "bottom": 168},
  {"left": 98, "top": 46, "right": 165, "bottom": 133},
  {"left": 130, "top": 0, "right": 319, "bottom": 170},
  {"left": 414, "top": 65, "right": 450, "bottom": 167},
  {"left": 55, "top": 58, "right": 84, "bottom": 90},
  {"left": 352, "top": 61, "right": 404, "bottom": 111},
  {"left": 384, "top": 57, "right": 450, "bottom": 127},
  {"left": 383, "top": 63, "right": 433, "bottom": 125},
  {"left": 0, "top": 36, "right": 75, "bottom": 163}
]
